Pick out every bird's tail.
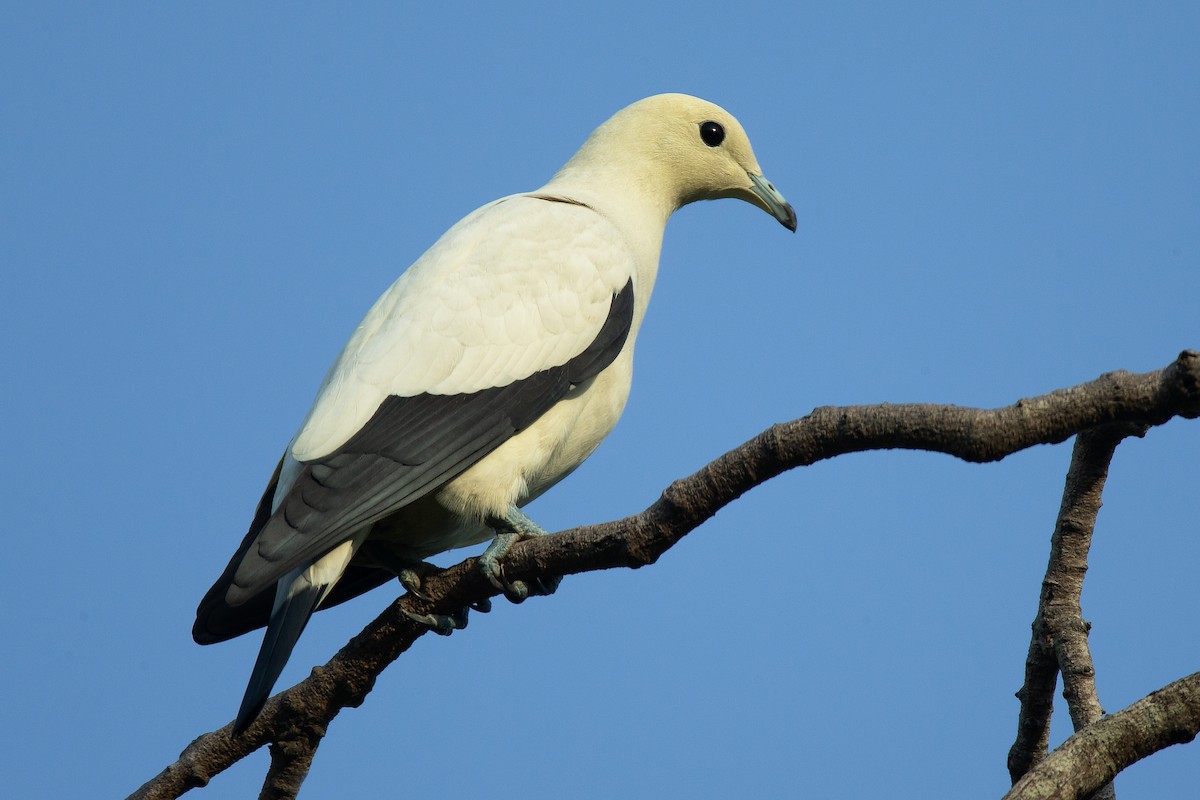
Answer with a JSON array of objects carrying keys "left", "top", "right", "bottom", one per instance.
[
  {"left": 231, "top": 533, "right": 368, "bottom": 734},
  {"left": 233, "top": 567, "right": 325, "bottom": 734}
]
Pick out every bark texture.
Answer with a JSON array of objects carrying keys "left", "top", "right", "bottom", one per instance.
[
  {"left": 1008, "top": 424, "right": 1146, "bottom": 799},
  {"left": 1006, "top": 672, "right": 1200, "bottom": 800}
]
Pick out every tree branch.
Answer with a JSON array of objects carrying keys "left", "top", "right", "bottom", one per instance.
[
  {"left": 1005, "top": 671, "right": 1200, "bottom": 800},
  {"left": 1008, "top": 423, "right": 1147, "bottom": 798},
  {"left": 260, "top": 723, "right": 324, "bottom": 800},
  {"left": 129, "top": 350, "right": 1200, "bottom": 800}
]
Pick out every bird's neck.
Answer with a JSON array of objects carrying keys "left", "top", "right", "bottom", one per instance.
[
  {"left": 539, "top": 164, "right": 671, "bottom": 264},
  {"left": 537, "top": 166, "right": 670, "bottom": 344}
]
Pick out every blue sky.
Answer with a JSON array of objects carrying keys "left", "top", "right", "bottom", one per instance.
[{"left": 4, "top": 3, "right": 1198, "bottom": 797}]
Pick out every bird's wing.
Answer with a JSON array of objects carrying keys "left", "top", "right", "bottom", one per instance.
[{"left": 215, "top": 195, "right": 636, "bottom": 609}]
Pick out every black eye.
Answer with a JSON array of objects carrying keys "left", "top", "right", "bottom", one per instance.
[{"left": 699, "top": 120, "right": 725, "bottom": 147}]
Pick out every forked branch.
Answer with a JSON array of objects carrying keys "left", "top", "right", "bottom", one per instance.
[
  {"left": 1008, "top": 423, "right": 1148, "bottom": 799},
  {"left": 1006, "top": 671, "right": 1200, "bottom": 800}
]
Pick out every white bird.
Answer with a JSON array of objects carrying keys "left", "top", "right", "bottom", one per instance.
[{"left": 194, "top": 93, "right": 796, "bottom": 733}]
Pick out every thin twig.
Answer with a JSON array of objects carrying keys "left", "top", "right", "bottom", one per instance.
[{"left": 1009, "top": 620, "right": 1057, "bottom": 784}]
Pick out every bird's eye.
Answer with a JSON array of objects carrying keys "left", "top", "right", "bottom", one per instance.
[{"left": 699, "top": 120, "right": 725, "bottom": 147}]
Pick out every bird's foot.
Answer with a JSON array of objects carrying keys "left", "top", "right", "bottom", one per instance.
[
  {"left": 396, "top": 566, "right": 431, "bottom": 600},
  {"left": 402, "top": 605, "right": 470, "bottom": 635},
  {"left": 480, "top": 508, "right": 563, "bottom": 603},
  {"left": 400, "top": 593, "right": 492, "bottom": 635},
  {"left": 363, "top": 551, "right": 493, "bottom": 633},
  {"left": 356, "top": 544, "right": 440, "bottom": 600}
]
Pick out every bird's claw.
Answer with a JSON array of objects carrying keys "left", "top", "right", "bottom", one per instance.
[
  {"left": 397, "top": 567, "right": 429, "bottom": 600},
  {"left": 478, "top": 536, "right": 557, "bottom": 601},
  {"left": 479, "top": 532, "right": 521, "bottom": 594},
  {"left": 469, "top": 597, "right": 492, "bottom": 613},
  {"left": 402, "top": 605, "right": 469, "bottom": 635},
  {"left": 478, "top": 515, "right": 563, "bottom": 603},
  {"left": 384, "top": 550, "right": 500, "bottom": 632},
  {"left": 507, "top": 574, "right": 562, "bottom": 602}
]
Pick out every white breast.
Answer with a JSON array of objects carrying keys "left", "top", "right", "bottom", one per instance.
[{"left": 433, "top": 347, "right": 635, "bottom": 520}]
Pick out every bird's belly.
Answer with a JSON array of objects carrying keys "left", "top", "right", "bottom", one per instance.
[
  {"left": 433, "top": 354, "right": 633, "bottom": 520},
  {"left": 363, "top": 494, "right": 493, "bottom": 562},
  {"left": 360, "top": 355, "right": 633, "bottom": 564}
]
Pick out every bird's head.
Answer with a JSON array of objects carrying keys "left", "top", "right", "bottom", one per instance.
[{"left": 552, "top": 93, "right": 797, "bottom": 232}]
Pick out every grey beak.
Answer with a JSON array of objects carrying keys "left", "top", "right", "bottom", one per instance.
[{"left": 749, "top": 173, "right": 797, "bottom": 232}]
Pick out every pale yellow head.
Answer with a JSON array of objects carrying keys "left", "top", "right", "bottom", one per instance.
[{"left": 549, "top": 93, "right": 796, "bottom": 231}]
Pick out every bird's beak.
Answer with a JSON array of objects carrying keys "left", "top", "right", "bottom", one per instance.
[{"left": 748, "top": 173, "right": 797, "bottom": 232}]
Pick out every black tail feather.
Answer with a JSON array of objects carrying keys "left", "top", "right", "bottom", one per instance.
[{"left": 232, "top": 574, "right": 324, "bottom": 734}]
